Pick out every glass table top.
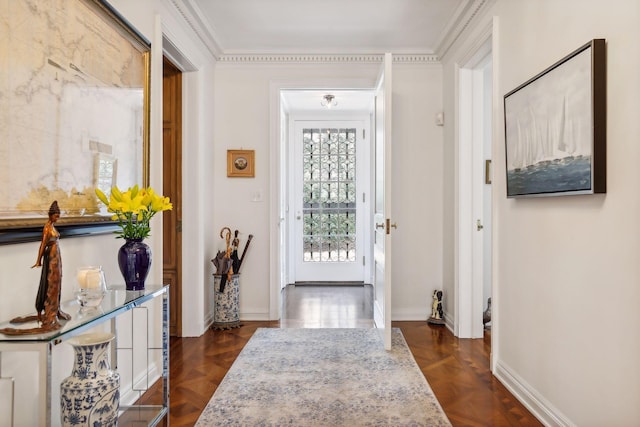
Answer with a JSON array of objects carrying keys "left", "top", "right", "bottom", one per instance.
[{"left": 0, "top": 285, "right": 167, "bottom": 342}]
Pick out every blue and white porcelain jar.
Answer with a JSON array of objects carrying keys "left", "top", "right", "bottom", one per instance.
[
  {"left": 212, "top": 274, "right": 241, "bottom": 329},
  {"left": 60, "top": 332, "right": 120, "bottom": 426}
]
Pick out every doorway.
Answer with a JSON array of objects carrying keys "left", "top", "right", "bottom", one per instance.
[
  {"left": 456, "top": 39, "right": 493, "bottom": 340},
  {"left": 290, "top": 120, "right": 369, "bottom": 282},
  {"left": 281, "top": 90, "right": 374, "bottom": 287},
  {"left": 162, "top": 56, "right": 182, "bottom": 336}
]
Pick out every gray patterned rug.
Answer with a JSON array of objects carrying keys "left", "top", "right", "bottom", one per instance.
[{"left": 196, "top": 328, "right": 451, "bottom": 426}]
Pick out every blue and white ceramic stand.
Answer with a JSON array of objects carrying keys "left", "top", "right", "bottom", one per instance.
[
  {"left": 60, "top": 332, "right": 120, "bottom": 426},
  {"left": 212, "top": 274, "right": 241, "bottom": 329}
]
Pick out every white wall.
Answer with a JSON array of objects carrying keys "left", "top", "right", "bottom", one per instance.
[
  {"left": 213, "top": 60, "right": 444, "bottom": 321},
  {"left": 443, "top": 0, "right": 640, "bottom": 425},
  {"left": 390, "top": 64, "right": 444, "bottom": 320}
]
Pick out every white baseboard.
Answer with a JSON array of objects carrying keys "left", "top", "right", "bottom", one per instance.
[
  {"left": 443, "top": 311, "right": 454, "bottom": 333},
  {"left": 494, "top": 360, "right": 575, "bottom": 427},
  {"left": 204, "top": 310, "right": 215, "bottom": 330},
  {"left": 239, "top": 312, "right": 272, "bottom": 321}
]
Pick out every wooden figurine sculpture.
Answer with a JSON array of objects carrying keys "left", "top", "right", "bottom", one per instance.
[
  {"left": 427, "top": 289, "right": 445, "bottom": 325},
  {"left": 0, "top": 201, "right": 71, "bottom": 335}
]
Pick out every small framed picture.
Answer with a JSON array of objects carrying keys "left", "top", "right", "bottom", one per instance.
[{"left": 227, "top": 150, "right": 255, "bottom": 177}]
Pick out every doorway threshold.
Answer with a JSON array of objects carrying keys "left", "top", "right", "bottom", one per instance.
[{"left": 293, "top": 281, "right": 366, "bottom": 286}]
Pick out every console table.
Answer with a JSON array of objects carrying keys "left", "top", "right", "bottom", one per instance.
[{"left": 0, "top": 285, "right": 169, "bottom": 426}]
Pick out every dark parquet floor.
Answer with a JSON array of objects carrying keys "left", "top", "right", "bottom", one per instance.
[{"left": 139, "top": 285, "right": 542, "bottom": 426}]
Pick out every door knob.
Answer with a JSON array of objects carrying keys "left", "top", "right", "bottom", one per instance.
[
  {"left": 386, "top": 218, "right": 397, "bottom": 234},
  {"left": 477, "top": 219, "right": 483, "bottom": 231}
]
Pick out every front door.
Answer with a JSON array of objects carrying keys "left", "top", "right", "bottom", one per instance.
[
  {"left": 293, "top": 120, "right": 368, "bottom": 282},
  {"left": 373, "top": 53, "right": 393, "bottom": 350}
]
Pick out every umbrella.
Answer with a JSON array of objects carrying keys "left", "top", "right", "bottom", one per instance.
[
  {"left": 231, "top": 230, "right": 241, "bottom": 273},
  {"left": 236, "top": 234, "right": 254, "bottom": 273},
  {"left": 212, "top": 250, "right": 225, "bottom": 274},
  {"left": 219, "top": 227, "right": 234, "bottom": 292}
]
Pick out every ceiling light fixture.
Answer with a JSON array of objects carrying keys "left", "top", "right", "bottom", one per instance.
[{"left": 321, "top": 94, "right": 337, "bottom": 109}]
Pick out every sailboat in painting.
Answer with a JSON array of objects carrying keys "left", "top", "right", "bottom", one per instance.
[{"left": 506, "top": 93, "right": 592, "bottom": 196}]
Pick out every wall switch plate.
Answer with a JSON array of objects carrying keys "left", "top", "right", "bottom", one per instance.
[{"left": 251, "top": 190, "right": 263, "bottom": 202}]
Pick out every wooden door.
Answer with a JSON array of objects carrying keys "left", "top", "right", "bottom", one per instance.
[
  {"left": 162, "top": 57, "right": 182, "bottom": 336},
  {"left": 373, "top": 53, "right": 393, "bottom": 350}
]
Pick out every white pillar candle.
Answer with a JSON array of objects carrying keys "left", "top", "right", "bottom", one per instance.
[
  {"left": 77, "top": 269, "right": 89, "bottom": 288},
  {"left": 77, "top": 267, "right": 102, "bottom": 289},
  {"left": 84, "top": 270, "right": 102, "bottom": 289}
]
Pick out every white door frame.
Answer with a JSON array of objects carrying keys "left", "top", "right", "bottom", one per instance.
[
  {"left": 455, "top": 29, "right": 493, "bottom": 340},
  {"left": 288, "top": 116, "right": 371, "bottom": 283},
  {"left": 268, "top": 78, "right": 376, "bottom": 320}
]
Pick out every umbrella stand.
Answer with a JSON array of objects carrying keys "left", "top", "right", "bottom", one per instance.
[
  {"left": 212, "top": 273, "right": 241, "bottom": 330},
  {"left": 211, "top": 227, "right": 252, "bottom": 330}
]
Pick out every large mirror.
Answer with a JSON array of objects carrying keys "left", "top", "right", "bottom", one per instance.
[{"left": 0, "top": 0, "right": 150, "bottom": 244}]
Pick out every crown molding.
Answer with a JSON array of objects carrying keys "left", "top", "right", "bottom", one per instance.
[
  {"left": 168, "top": 0, "right": 222, "bottom": 59},
  {"left": 435, "top": 0, "right": 494, "bottom": 60},
  {"left": 216, "top": 54, "right": 440, "bottom": 64},
  {"left": 393, "top": 54, "right": 440, "bottom": 64}
]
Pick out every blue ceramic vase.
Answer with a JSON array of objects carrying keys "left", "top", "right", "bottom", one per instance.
[
  {"left": 60, "top": 333, "right": 120, "bottom": 426},
  {"left": 118, "top": 238, "right": 152, "bottom": 290}
]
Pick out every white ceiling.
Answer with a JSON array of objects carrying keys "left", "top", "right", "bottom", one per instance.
[
  {"left": 176, "top": 0, "right": 482, "bottom": 111},
  {"left": 185, "top": 0, "right": 474, "bottom": 56},
  {"left": 281, "top": 90, "right": 375, "bottom": 113}
]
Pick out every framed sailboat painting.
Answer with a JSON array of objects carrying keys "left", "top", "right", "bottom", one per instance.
[{"left": 504, "top": 39, "right": 606, "bottom": 197}]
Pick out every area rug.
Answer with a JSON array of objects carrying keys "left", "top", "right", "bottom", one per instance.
[{"left": 196, "top": 328, "right": 451, "bottom": 426}]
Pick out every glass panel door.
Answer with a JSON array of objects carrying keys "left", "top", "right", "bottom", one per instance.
[
  {"left": 302, "top": 127, "right": 357, "bottom": 262},
  {"left": 294, "top": 121, "right": 367, "bottom": 282}
]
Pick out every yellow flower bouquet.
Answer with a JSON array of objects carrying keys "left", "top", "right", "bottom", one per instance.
[{"left": 95, "top": 185, "right": 173, "bottom": 240}]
